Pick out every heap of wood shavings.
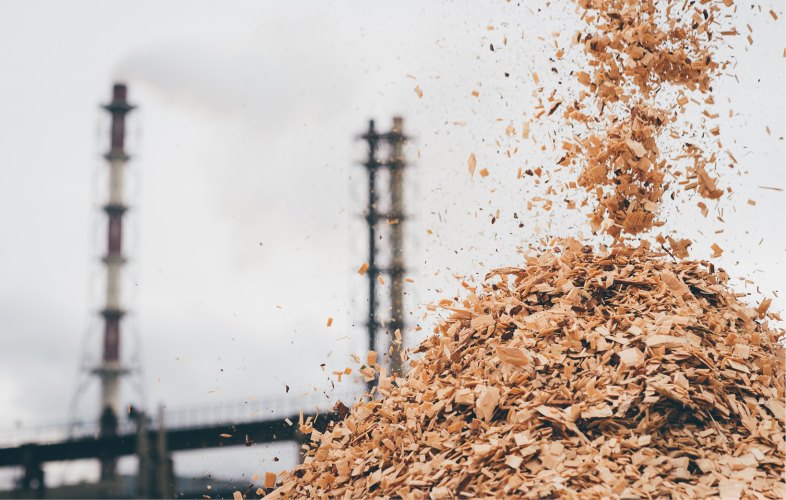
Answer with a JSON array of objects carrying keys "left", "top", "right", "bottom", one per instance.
[
  {"left": 270, "top": 242, "right": 784, "bottom": 499},
  {"left": 561, "top": 0, "right": 729, "bottom": 239}
]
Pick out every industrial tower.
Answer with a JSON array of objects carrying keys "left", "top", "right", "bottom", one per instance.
[
  {"left": 94, "top": 83, "right": 135, "bottom": 481},
  {"left": 359, "top": 117, "right": 409, "bottom": 381}
]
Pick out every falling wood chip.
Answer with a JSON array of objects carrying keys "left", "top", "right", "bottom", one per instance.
[
  {"left": 357, "top": 263, "right": 369, "bottom": 275},
  {"left": 625, "top": 139, "right": 647, "bottom": 158},
  {"left": 556, "top": 0, "right": 733, "bottom": 239},
  {"left": 757, "top": 298, "right": 772, "bottom": 318},
  {"left": 468, "top": 153, "right": 477, "bottom": 177}
]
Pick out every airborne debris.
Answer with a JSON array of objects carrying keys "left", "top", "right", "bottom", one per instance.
[{"left": 561, "top": 0, "right": 730, "bottom": 239}]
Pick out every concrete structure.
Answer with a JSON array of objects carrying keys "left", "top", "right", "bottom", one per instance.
[{"left": 94, "top": 83, "right": 135, "bottom": 481}]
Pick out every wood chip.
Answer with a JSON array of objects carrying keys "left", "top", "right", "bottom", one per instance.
[
  {"left": 645, "top": 335, "right": 688, "bottom": 348},
  {"left": 504, "top": 455, "right": 523, "bottom": 470},
  {"left": 468, "top": 153, "right": 477, "bottom": 177},
  {"left": 475, "top": 386, "right": 501, "bottom": 422},
  {"left": 496, "top": 346, "right": 529, "bottom": 367},
  {"left": 625, "top": 139, "right": 647, "bottom": 158},
  {"left": 618, "top": 347, "right": 645, "bottom": 368}
]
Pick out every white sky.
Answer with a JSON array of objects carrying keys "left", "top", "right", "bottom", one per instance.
[{"left": 0, "top": 0, "right": 783, "bottom": 490}]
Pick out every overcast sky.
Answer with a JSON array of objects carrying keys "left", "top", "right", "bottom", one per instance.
[{"left": 0, "top": 0, "right": 783, "bottom": 490}]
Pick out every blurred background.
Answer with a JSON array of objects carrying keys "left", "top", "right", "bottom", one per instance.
[{"left": 0, "top": 1, "right": 783, "bottom": 498}]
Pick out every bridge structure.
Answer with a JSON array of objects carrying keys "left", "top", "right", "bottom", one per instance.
[{"left": 0, "top": 391, "right": 353, "bottom": 498}]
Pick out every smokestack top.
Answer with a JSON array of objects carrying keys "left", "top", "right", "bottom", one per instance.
[
  {"left": 389, "top": 116, "right": 406, "bottom": 141},
  {"left": 112, "top": 83, "right": 127, "bottom": 101},
  {"left": 103, "top": 82, "right": 135, "bottom": 113}
]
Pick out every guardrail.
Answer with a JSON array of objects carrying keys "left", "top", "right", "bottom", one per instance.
[{"left": 0, "top": 388, "right": 360, "bottom": 448}]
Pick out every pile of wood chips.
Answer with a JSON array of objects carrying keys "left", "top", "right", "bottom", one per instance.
[{"left": 270, "top": 242, "right": 784, "bottom": 499}]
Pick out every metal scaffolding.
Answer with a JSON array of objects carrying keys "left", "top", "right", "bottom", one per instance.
[{"left": 359, "top": 117, "right": 410, "bottom": 382}]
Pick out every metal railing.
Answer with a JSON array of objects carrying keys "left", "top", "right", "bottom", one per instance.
[{"left": 0, "top": 388, "right": 360, "bottom": 448}]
